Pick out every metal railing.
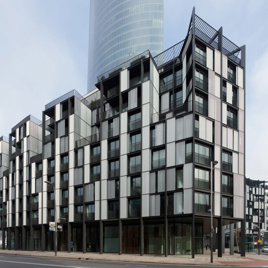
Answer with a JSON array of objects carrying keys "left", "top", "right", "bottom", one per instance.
[
  {"left": 129, "top": 164, "right": 141, "bottom": 174},
  {"left": 129, "top": 119, "right": 141, "bottom": 131},
  {"left": 195, "top": 153, "right": 210, "bottom": 166},
  {"left": 108, "top": 149, "right": 120, "bottom": 158},
  {"left": 195, "top": 102, "right": 208, "bottom": 116},
  {"left": 222, "top": 162, "right": 232, "bottom": 173},
  {"left": 195, "top": 51, "right": 206, "bottom": 66},
  {"left": 130, "top": 142, "right": 141, "bottom": 153}
]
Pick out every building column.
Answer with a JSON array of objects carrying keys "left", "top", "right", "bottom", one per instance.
[
  {"left": 100, "top": 221, "right": 103, "bottom": 254},
  {"left": 29, "top": 226, "right": 34, "bottom": 251},
  {"left": 230, "top": 224, "right": 234, "bottom": 255},
  {"left": 41, "top": 225, "right": 46, "bottom": 251},
  {"left": 14, "top": 227, "right": 18, "bottom": 250},
  {"left": 222, "top": 225, "right": 225, "bottom": 254},
  {"left": 218, "top": 218, "right": 222, "bottom": 257},
  {"left": 140, "top": 218, "right": 144, "bottom": 256},
  {"left": 67, "top": 223, "right": 71, "bottom": 252},
  {"left": 82, "top": 222, "right": 86, "bottom": 253},
  {"left": 191, "top": 217, "right": 195, "bottom": 258},
  {"left": 2, "top": 229, "right": 6, "bottom": 250},
  {"left": 119, "top": 219, "right": 122, "bottom": 255},
  {"left": 7, "top": 229, "right": 11, "bottom": 250},
  {"left": 240, "top": 220, "right": 246, "bottom": 257},
  {"left": 22, "top": 227, "right": 25, "bottom": 250}
]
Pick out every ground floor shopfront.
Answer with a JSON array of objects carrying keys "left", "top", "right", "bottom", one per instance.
[{"left": 1, "top": 217, "right": 245, "bottom": 257}]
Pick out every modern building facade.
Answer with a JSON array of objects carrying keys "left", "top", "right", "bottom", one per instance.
[
  {"left": 87, "top": 0, "right": 164, "bottom": 92},
  {"left": 0, "top": 11, "right": 246, "bottom": 257}
]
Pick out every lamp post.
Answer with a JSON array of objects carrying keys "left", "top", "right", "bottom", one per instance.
[
  {"left": 45, "top": 181, "right": 57, "bottom": 256},
  {"left": 210, "top": 160, "right": 218, "bottom": 263}
]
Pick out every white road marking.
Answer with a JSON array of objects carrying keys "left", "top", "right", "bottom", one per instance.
[{"left": 0, "top": 260, "right": 89, "bottom": 268}]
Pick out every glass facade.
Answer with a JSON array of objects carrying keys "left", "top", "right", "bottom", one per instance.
[{"left": 88, "top": 0, "right": 164, "bottom": 91}]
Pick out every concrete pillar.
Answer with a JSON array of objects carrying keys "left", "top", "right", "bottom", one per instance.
[
  {"left": 222, "top": 226, "right": 225, "bottom": 254},
  {"left": 83, "top": 222, "right": 86, "bottom": 253}
]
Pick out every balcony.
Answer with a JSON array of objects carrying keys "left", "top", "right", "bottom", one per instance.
[
  {"left": 228, "top": 71, "right": 236, "bottom": 84},
  {"left": 104, "top": 107, "right": 119, "bottom": 119},
  {"left": 108, "top": 149, "right": 120, "bottom": 159},
  {"left": 195, "top": 153, "right": 210, "bottom": 166},
  {"left": 61, "top": 162, "right": 68, "bottom": 171},
  {"left": 195, "top": 203, "right": 210, "bottom": 214},
  {"left": 32, "top": 203, "right": 38, "bottom": 210},
  {"left": 44, "top": 133, "right": 55, "bottom": 143},
  {"left": 48, "top": 166, "right": 55, "bottom": 175},
  {"left": 107, "top": 86, "right": 119, "bottom": 99},
  {"left": 160, "top": 79, "right": 173, "bottom": 94},
  {"left": 36, "top": 169, "right": 42, "bottom": 178},
  {"left": 108, "top": 169, "right": 120, "bottom": 179},
  {"left": 129, "top": 119, "right": 141, "bottom": 131},
  {"left": 108, "top": 210, "right": 119, "bottom": 220}
]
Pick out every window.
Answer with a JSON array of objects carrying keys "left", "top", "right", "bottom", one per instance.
[
  {"left": 91, "top": 165, "right": 100, "bottom": 181},
  {"left": 222, "top": 151, "right": 232, "bottom": 173},
  {"left": 185, "top": 142, "right": 193, "bottom": 163},
  {"left": 75, "top": 148, "right": 83, "bottom": 166},
  {"left": 48, "top": 208, "right": 54, "bottom": 217},
  {"left": 75, "top": 187, "right": 83, "bottom": 203},
  {"left": 108, "top": 140, "right": 119, "bottom": 158},
  {"left": 232, "top": 86, "right": 237, "bottom": 106},
  {"left": 160, "top": 73, "right": 173, "bottom": 93},
  {"left": 129, "top": 155, "right": 141, "bottom": 174},
  {"left": 75, "top": 187, "right": 83, "bottom": 196},
  {"left": 108, "top": 121, "right": 113, "bottom": 138},
  {"left": 175, "top": 69, "right": 182, "bottom": 87},
  {"left": 61, "top": 154, "right": 69, "bottom": 170},
  {"left": 109, "top": 160, "right": 119, "bottom": 178},
  {"left": 86, "top": 204, "right": 95, "bottom": 220},
  {"left": 60, "top": 172, "right": 68, "bottom": 188},
  {"left": 131, "top": 177, "right": 141, "bottom": 196},
  {"left": 195, "top": 44, "right": 206, "bottom": 65},
  {"left": 60, "top": 136, "right": 68, "bottom": 153},
  {"left": 195, "top": 93, "right": 208, "bottom": 116},
  {"left": 195, "top": 192, "right": 210, "bottom": 213},
  {"left": 176, "top": 168, "right": 183, "bottom": 188},
  {"left": 62, "top": 189, "right": 68, "bottom": 199},
  {"left": 175, "top": 90, "right": 183, "bottom": 107},
  {"left": 195, "top": 115, "right": 199, "bottom": 138},
  {"left": 227, "top": 107, "right": 238, "bottom": 129},
  {"left": 222, "top": 81, "right": 227, "bottom": 102},
  {"left": 108, "top": 200, "right": 119, "bottom": 219},
  {"left": 48, "top": 192, "right": 54, "bottom": 201},
  {"left": 195, "top": 69, "right": 208, "bottom": 91},
  {"left": 36, "top": 163, "right": 42, "bottom": 172},
  {"left": 48, "top": 159, "right": 55, "bottom": 169},
  {"left": 130, "top": 133, "right": 141, "bottom": 152},
  {"left": 33, "top": 195, "right": 38, "bottom": 203},
  {"left": 227, "top": 62, "right": 236, "bottom": 84},
  {"left": 222, "top": 174, "right": 233, "bottom": 194},
  {"left": 152, "top": 149, "right": 165, "bottom": 169},
  {"left": 222, "top": 197, "right": 233, "bottom": 217},
  {"left": 129, "top": 112, "right": 141, "bottom": 131},
  {"left": 91, "top": 146, "right": 100, "bottom": 162},
  {"left": 128, "top": 198, "right": 141, "bottom": 218},
  {"left": 151, "top": 128, "right": 156, "bottom": 147},
  {"left": 195, "top": 168, "right": 210, "bottom": 190},
  {"left": 195, "top": 143, "right": 211, "bottom": 166}
]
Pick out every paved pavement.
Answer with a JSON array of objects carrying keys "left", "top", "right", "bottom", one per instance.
[{"left": 0, "top": 249, "right": 268, "bottom": 266}]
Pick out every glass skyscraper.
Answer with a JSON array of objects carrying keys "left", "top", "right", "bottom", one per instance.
[{"left": 87, "top": 0, "right": 164, "bottom": 92}]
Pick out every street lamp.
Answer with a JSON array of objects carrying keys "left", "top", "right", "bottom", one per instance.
[
  {"left": 210, "top": 160, "right": 218, "bottom": 263},
  {"left": 45, "top": 180, "right": 57, "bottom": 256}
]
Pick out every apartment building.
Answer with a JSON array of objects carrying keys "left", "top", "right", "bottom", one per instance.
[{"left": 0, "top": 10, "right": 246, "bottom": 257}]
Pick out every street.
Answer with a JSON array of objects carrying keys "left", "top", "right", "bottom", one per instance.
[{"left": 0, "top": 253, "right": 266, "bottom": 268}]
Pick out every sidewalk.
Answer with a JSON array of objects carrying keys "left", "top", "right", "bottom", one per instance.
[{"left": 1, "top": 249, "right": 268, "bottom": 266}]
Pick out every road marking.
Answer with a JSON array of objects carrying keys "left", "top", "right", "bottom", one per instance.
[{"left": 0, "top": 260, "right": 89, "bottom": 268}]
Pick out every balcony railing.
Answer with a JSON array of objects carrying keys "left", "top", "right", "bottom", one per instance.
[
  {"left": 74, "top": 196, "right": 83, "bottom": 204},
  {"left": 227, "top": 116, "right": 238, "bottom": 129},
  {"left": 195, "top": 153, "right": 210, "bottom": 166},
  {"left": 130, "top": 142, "right": 141, "bottom": 153},
  {"left": 129, "top": 164, "right": 141, "bottom": 174},
  {"left": 222, "top": 185, "right": 233, "bottom": 195},
  {"left": 152, "top": 159, "right": 165, "bottom": 170},
  {"left": 195, "top": 77, "right": 208, "bottom": 92},
  {"left": 195, "top": 51, "right": 206, "bottom": 66},
  {"left": 108, "top": 149, "right": 120, "bottom": 158},
  {"left": 62, "top": 197, "right": 68, "bottom": 206},
  {"left": 104, "top": 107, "right": 119, "bottom": 119},
  {"left": 195, "top": 179, "right": 210, "bottom": 190},
  {"left": 108, "top": 210, "right": 119, "bottom": 220},
  {"left": 32, "top": 218, "right": 38, "bottom": 225},
  {"left": 228, "top": 71, "right": 236, "bottom": 84},
  {"left": 195, "top": 203, "right": 210, "bottom": 214},
  {"left": 74, "top": 213, "right": 83, "bottom": 222},
  {"left": 129, "top": 119, "right": 141, "bottom": 131},
  {"left": 60, "top": 180, "right": 69, "bottom": 188},
  {"left": 107, "top": 86, "right": 119, "bottom": 99},
  {"left": 85, "top": 213, "right": 94, "bottom": 221},
  {"left": 47, "top": 200, "right": 54, "bottom": 208},
  {"left": 91, "top": 154, "right": 100, "bottom": 163},
  {"left": 160, "top": 79, "right": 173, "bottom": 94},
  {"left": 195, "top": 102, "right": 208, "bottom": 116},
  {"left": 32, "top": 203, "right": 38, "bottom": 210},
  {"left": 90, "top": 173, "right": 100, "bottom": 182},
  {"left": 108, "top": 169, "right": 120, "bottom": 178},
  {"left": 222, "top": 162, "right": 232, "bottom": 173},
  {"left": 223, "top": 207, "right": 233, "bottom": 217}
]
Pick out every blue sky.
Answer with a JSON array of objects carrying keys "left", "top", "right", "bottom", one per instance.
[{"left": 0, "top": 0, "right": 267, "bottom": 180}]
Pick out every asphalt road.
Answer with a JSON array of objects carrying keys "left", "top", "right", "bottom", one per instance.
[{"left": 0, "top": 254, "right": 265, "bottom": 268}]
